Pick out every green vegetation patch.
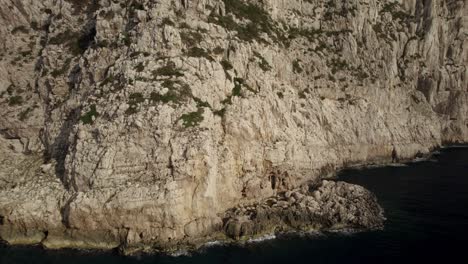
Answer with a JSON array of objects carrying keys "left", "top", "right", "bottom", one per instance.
[
  {"left": 128, "top": 92, "right": 145, "bottom": 104},
  {"left": 11, "top": 26, "right": 29, "bottom": 34},
  {"left": 130, "top": 1, "right": 145, "bottom": 11},
  {"left": 81, "top": 104, "right": 98, "bottom": 124},
  {"left": 161, "top": 17, "right": 175, "bottom": 26},
  {"left": 253, "top": 52, "right": 272, "bottom": 71},
  {"left": 221, "top": 77, "right": 256, "bottom": 104},
  {"left": 292, "top": 59, "right": 303, "bottom": 74},
  {"left": 51, "top": 58, "right": 72, "bottom": 77},
  {"left": 65, "top": 0, "right": 99, "bottom": 14},
  {"left": 186, "top": 47, "right": 214, "bottom": 61},
  {"left": 135, "top": 62, "right": 145, "bottom": 72},
  {"left": 381, "top": 2, "right": 413, "bottom": 21},
  {"left": 8, "top": 96, "right": 23, "bottom": 106},
  {"left": 149, "top": 80, "right": 192, "bottom": 105},
  {"left": 209, "top": 0, "right": 280, "bottom": 43},
  {"left": 18, "top": 107, "right": 33, "bottom": 121},
  {"left": 213, "top": 108, "right": 226, "bottom": 117},
  {"left": 194, "top": 97, "right": 211, "bottom": 108},
  {"left": 328, "top": 58, "right": 349, "bottom": 74},
  {"left": 125, "top": 92, "right": 145, "bottom": 115},
  {"left": 180, "top": 31, "right": 203, "bottom": 46},
  {"left": 213, "top": 46, "right": 225, "bottom": 55},
  {"left": 150, "top": 91, "right": 179, "bottom": 104},
  {"left": 180, "top": 108, "right": 204, "bottom": 128},
  {"left": 221, "top": 59, "right": 233, "bottom": 71},
  {"left": 232, "top": 78, "right": 245, "bottom": 97},
  {"left": 152, "top": 62, "right": 184, "bottom": 78},
  {"left": 121, "top": 32, "right": 132, "bottom": 46},
  {"left": 213, "top": 76, "right": 257, "bottom": 117}
]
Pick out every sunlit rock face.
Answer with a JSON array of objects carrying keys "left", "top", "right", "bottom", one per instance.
[{"left": 0, "top": 0, "right": 466, "bottom": 253}]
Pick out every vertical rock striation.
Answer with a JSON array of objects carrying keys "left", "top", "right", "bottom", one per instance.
[{"left": 0, "top": 0, "right": 466, "bottom": 253}]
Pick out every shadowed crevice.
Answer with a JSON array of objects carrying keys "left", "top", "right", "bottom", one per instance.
[{"left": 46, "top": 108, "right": 81, "bottom": 189}]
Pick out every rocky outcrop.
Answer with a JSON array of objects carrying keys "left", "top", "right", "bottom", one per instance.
[
  {"left": 0, "top": 0, "right": 466, "bottom": 253},
  {"left": 223, "top": 180, "right": 384, "bottom": 240}
]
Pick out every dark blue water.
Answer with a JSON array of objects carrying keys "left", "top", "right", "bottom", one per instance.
[{"left": 1, "top": 146, "right": 467, "bottom": 264}]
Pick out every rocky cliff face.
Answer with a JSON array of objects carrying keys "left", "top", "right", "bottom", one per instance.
[{"left": 0, "top": 0, "right": 466, "bottom": 253}]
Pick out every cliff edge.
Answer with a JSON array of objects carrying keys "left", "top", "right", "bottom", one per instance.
[{"left": 0, "top": 0, "right": 466, "bottom": 253}]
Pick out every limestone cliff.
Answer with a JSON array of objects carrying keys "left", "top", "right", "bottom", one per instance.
[{"left": 0, "top": 0, "right": 466, "bottom": 253}]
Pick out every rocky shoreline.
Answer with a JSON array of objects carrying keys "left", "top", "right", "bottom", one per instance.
[
  {"left": 222, "top": 180, "right": 384, "bottom": 240},
  {"left": 0, "top": 179, "right": 385, "bottom": 255},
  {"left": 0, "top": 0, "right": 466, "bottom": 257},
  {"left": 0, "top": 145, "right": 462, "bottom": 255},
  {"left": 0, "top": 142, "right": 432, "bottom": 255},
  {"left": 120, "top": 180, "right": 386, "bottom": 255}
]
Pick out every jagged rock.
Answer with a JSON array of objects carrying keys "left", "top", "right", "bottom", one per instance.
[
  {"left": 223, "top": 180, "right": 385, "bottom": 240},
  {"left": 0, "top": 0, "right": 466, "bottom": 254}
]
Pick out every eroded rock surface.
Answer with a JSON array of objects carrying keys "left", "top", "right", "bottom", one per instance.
[
  {"left": 0, "top": 0, "right": 466, "bottom": 253},
  {"left": 223, "top": 180, "right": 384, "bottom": 240}
]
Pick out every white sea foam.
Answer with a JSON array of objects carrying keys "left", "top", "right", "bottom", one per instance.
[
  {"left": 247, "top": 234, "right": 276, "bottom": 243},
  {"left": 387, "top": 163, "right": 408, "bottom": 167},
  {"left": 411, "top": 157, "right": 427, "bottom": 163},
  {"left": 441, "top": 145, "right": 468, "bottom": 149},
  {"left": 305, "top": 230, "right": 326, "bottom": 237},
  {"left": 169, "top": 249, "right": 191, "bottom": 257},
  {"left": 203, "top": 240, "right": 225, "bottom": 248},
  {"left": 327, "top": 228, "right": 361, "bottom": 236},
  {"left": 352, "top": 162, "right": 408, "bottom": 170}
]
